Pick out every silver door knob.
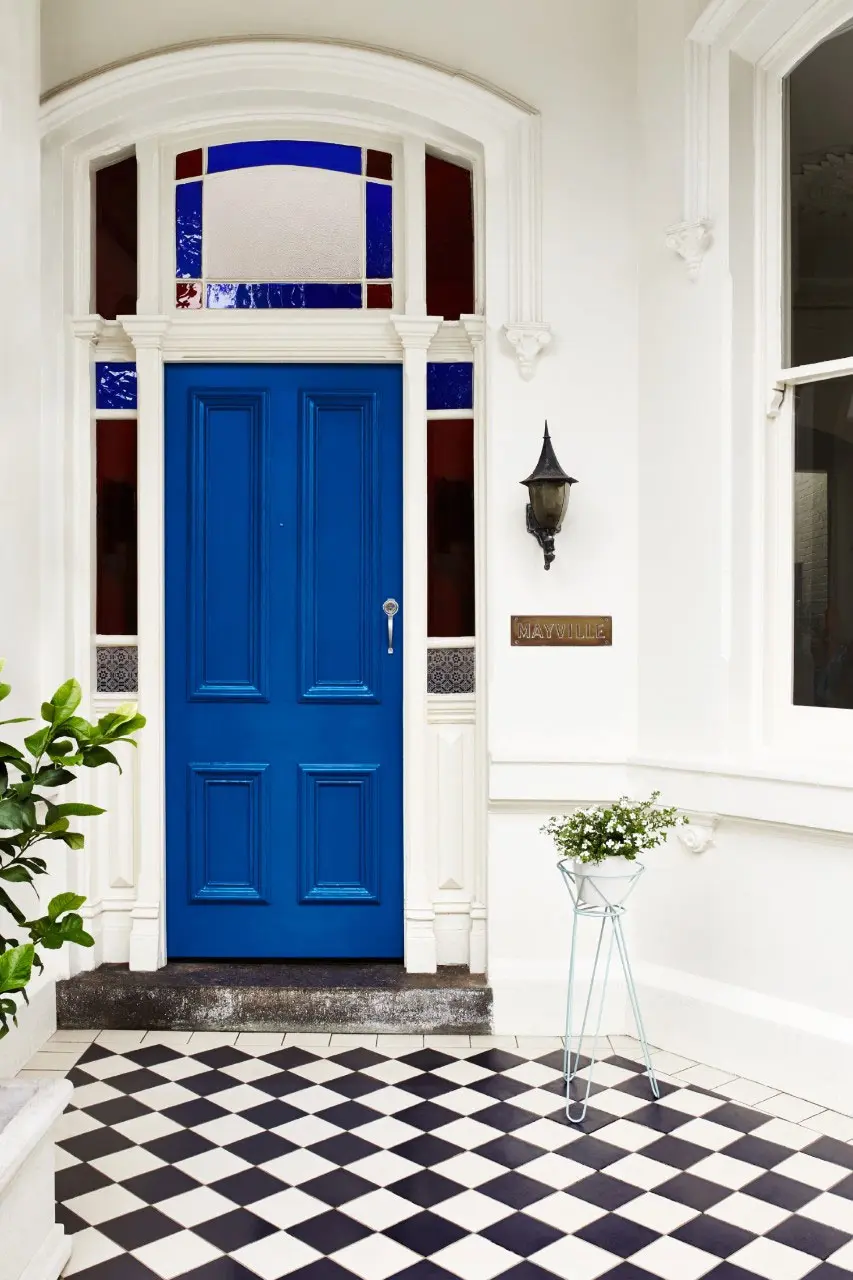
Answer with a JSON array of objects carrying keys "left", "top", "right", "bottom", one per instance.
[{"left": 383, "top": 599, "right": 399, "bottom": 654}]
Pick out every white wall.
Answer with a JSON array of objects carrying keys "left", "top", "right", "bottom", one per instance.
[{"left": 29, "top": 0, "right": 853, "bottom": 1112}]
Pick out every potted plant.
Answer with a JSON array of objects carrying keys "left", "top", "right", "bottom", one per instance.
[
  {"left": 543, "top": 791, "right": 686, "bottom": 907},
  {"left": 0, "top": 663, "right": 143, "bottom": 1280}
]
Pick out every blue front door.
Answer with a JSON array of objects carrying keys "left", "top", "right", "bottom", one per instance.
[{"left": 165, "top": 364, "right": 403, "bottom": 959}]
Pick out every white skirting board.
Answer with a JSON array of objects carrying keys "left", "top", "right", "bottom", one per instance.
[
  {"left": 0, "top": 1078, "right": 73, "bottom": 1280},
  {"left": 636, "top": 963, "right": 853, "bottom": 1115},
  {"left": 0, "top": 981, "right": 56, "bottom": 1080}
]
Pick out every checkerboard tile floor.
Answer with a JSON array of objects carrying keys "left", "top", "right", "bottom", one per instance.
[{"left": 38, "top": 1032, "right": 853, "bottom": 1279}]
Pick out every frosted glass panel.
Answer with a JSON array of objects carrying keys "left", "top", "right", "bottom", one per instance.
[{"left": 204, "top": 166, "right": 363, "bottom": 282}]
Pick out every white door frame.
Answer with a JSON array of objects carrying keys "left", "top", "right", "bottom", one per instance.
[{"left": 40, "top": 40, "right": 546, "bottom": 972}]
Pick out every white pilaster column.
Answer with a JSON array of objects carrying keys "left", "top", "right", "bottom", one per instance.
[
  {"left": 120, "top": 316, "right": 171, "bottom": 971},
  {"left": 0, "top": 1, "right": 41, "bottom": 711},
  {"left": 461, "top": 314, "right": 488, "bottom": 974},
  {"left": 392, "top": 315, "right": 442, "bottom": 972},
  {"left": 401, "top": 137, "right": 427, "bottom": 317}
]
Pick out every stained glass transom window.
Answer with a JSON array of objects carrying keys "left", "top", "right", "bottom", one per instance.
[{"left": 174, "top": 141, "right": 393, "bottom": 310}]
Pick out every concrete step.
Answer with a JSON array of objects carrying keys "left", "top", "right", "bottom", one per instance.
[{"left": 57, "top": 962, "right": 492, "bottom": 1034}]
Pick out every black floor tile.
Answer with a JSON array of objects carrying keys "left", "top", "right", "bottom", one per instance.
[
  {"left": 193, "top": 1207, "right": 279, "bottom": 1252},
  {"left": 385, "top": 1208, "right": 467, "bottom": 1253}
]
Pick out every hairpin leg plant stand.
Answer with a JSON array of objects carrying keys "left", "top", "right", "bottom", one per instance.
[{"left": 558, "top": 858, "right": 659, "bottom": 1123}]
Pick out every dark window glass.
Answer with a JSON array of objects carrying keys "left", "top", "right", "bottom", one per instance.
[
  {"left": 366, "top": 150, "right": 393, "bottom": 180},
  {"left": 367, "top": 283, "right": 393, "bottom": 308},
  {"left": 788, "top": 29, "right": 853, "bottom": 366},
  {"left": 97, "top": 421, "right": 137, "bottom": 635},
  {"left": 94, "top": 155, "right": 137, "bottom": 320},
  {"left": 428, "top": 419, "right": 474, "bottom": 637},
  {"left": 793, "top": 377, "right": 853, "bottom": 707},
  {"left": 176, "top": 148, "right": 203, "bottom": 180},
  {"left": 425, "top": 154, "right": 474, "bottom": 321}
]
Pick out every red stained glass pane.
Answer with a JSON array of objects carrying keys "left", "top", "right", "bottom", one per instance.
[
  {"left": 95, "top": 155, "right": 137, "bottom": 320},
  {"left": 428, "top": 419, "right": 475, "bottom": 637},
  {"left": 367, "top": 283, "right": 393, "bottom": 309},
  {"left": 366, "top": 149, "right": 393, "bottom": 180},
  {"left": 96, "top": 421, "right": 138, "bottom": 635},
  {"left": 176, "top": 148, "right": 203, "bottom": 180},
  {"left": 426, "top": 154, "right": 474, "bottom": 321},
  {"left": 176, "top": 282, "right": 202, "bottom": 309}
]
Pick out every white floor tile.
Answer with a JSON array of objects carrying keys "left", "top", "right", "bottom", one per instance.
[
  {"left": 63, "top": 1227, "right": 123, "bottom": 1275},
  {"left": 55, "top": 1145, "right": 81, "bottom": 1172},
  {"left": 656, "top": 1088, "right": 720, "bottom": 1117},
  {"left": 629, "top": 1235, "right": 719, "bottom": 1280},
  {"left": 47, "top": 1028, "right": 100, "bottom": 1044},
  {"left": 431, "top": 1150, "right": 506, "bottom": 1188},
  {"left": 512, "top": 1117, "right": 581, "bottom": 1152},
  {"left": 273, "top": 1114, "right": 342, "bottom": 1147},
  {"left": 801, "top": 1109, "right": 853, "bottom": 1141},
  {"left": 675, "top": 1116, "right": 749, "bottom": 1151},
  {"left": 468, "top": 1035, "right": 518, "bottom": 1048},
  {"left": 78, "top": 1054, "right": 140, "bottom": 1082},
  {"left": 174, "top": 1147, "right": 251, "bottom": 1184},
  {"left": 141, "top": 1030, "right": 193, "bottom": 1047},
  {"left": 193, "top": 1113, "right": 262, "bottom": 1147},
  {"left": 616, "top": 1191, "right": 699, "bottom": 1234},
  {"left": 707, "top": 1191, "right": 790, "bottom": 1233},
  {"left": 518, "top": 1153, "right": 592, "bottom": 1189},
  {"left": 689, "top": 1152, "right": 765, "bottom": 1189},
  {"left": 376, "top": 1034, "right": 422, "bottom": 1049},
  {"left": 70, "top": 1081, "right": 123, "bottom": 1110},
  {"left": 284, "top": 1032, "right": 331, "bottom": 1046},
  {"left": 432, "top": 1189, "right": 514, "bottom": 1232},
  {"left": 528, "top": 1233, "right": 619, "bottom": 1280},
  {"left": 431, "top": 1234, "right": 525, "bottom": 1280},
  {"left": 95, "top": 1030, "right": 147, "bottom": 1050},
  {"left": 113, "top": 1112, "right": 183, "bottom": 1145},
  {"left": 233, "top": 1231, "right": 320, "bottom": 1278},
  {"left": 259, "top": 1148, "right": 335, "bottom": 1186},
  {"left": 89, "top": 1145, "right": 165, "bottom": 1182},
  {"left": 437, "top": 1086, "right": 503, "bottom": 1116},
  {"left": 829, "top": 1238, "right": 853, "bottom": 1270},
  {"left": 157, "top": 1185, "right": 237, "bottom": 1228},
  {"left": 149, "top": 1056, "right": 210, "bottom": 1083},
  {"left": 674, "top": 1063, "right": 737, "bottom": 1090},
  {"left": 350, "top": 1115, "right": 422, "bottom": 1150},
  {"left": 284, "top": 1083, "right": 345, "bottom": 1114},
  {"left": 328, "top": 1033, "right": 377, "bottom": 1047},
  {"left": 608, "top": 1035, "right": 646, "bottom": 1058},
  {"left": 361, "top": 1057, "right": 423, "bottom": 1085},
  {"left": 16, "top": 1068, "right": 68, "bottom": 1080},
  {"left": 424, "top": 1034, "right": 471, "bottom": 1047},
  {"left": 235, "top": 1032, "right": 284, "bottom": 1046},
  {"left": 338, "top": 1187, "right": 420, "bottom": 1231},
  {"left": 524, "top": 1191, "right": 606, "bottom": 1233},
  {"left": 606, "top": 1152, "right": 678, "bottom": 1190},
  {"left": 26, "top": 1048, "right": 85, "bottom": 1069},
  {"left": 65, "top": 1182, "right": 147, "bottom": 1226},
  {"left": 727, "top": 1236, "right": 817, "bottom": 1280},
  {"left": 332, "top": 1234, "right": 421, "bottom": 1280},
  {"left": 799, "top": 1190, "right": 853, "bottom": 1233},
  {"left": 592, "top": 1118, "right": 660, "bottom": 1151},
  {"left": 250, "top": 1187, "right": 329, "bottom": 1230},
  {"left": 513, "top": 1036, "right": 563, "bottom": 1056},
  {"left": 132, "top": 1230, "right": 222, "bottom": 1279},
  {"left": 758, "top": 1092, "right": 825, "bottom": 1122},
  {"left": 346, "top": 1149, "right": 421, "bottom": 1187},
  {"left": 56, "top": 1107, "right": 103, "bottom": 1141},
  {"left": 650, "top": 1050, "right": 696, "bottom": 1074},
  {"left": 503, "top": 1059, "right": 562, "bottom": 1088},
  {"left": 185, "top": 1031, "right": 239, "bottom": 1047},
  {"left": 774, "top": 1151, "right": 849, "bottom": 1189},
  {"left": 206, "top": 1082, "right": 271, "bottom": 1114},
  {"left": 220, "top": 1056, "right": 280, "bottom": 1083},
  {"left": 714, "top": 1077, "right": 780, "bottom": 1106},
  {"left": 750, "top": 1116, "right": 816, "bottom": 1150},
  {"left": 133, "top": 1081, "right": 200, "bottom": 1112},
  {"left": 290, "top": 1057, "right": 350, "bottom": 1084}
]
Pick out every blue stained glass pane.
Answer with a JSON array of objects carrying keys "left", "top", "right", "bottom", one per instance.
[
  {"left": 207, "top": 141, "right": 362, "bottom": 175},
  {"left": 427, "top": 362, "right": 474, "bottom": 411},
  {"left": 205, "top": 283, "right": 363, "bottom": 309},
  {"left": 366, "top": 182, "right": 393, "bottom": 280},
  {"left": 96, "top": 362, "right": 137, "bottom": 410},
  {"left": 175, "top": 181, "right": 203, "bottom": 279}
]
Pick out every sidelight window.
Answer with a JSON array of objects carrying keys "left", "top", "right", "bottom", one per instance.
[{"left": 788, "top": 31, "right": 853, "bottom": 710}]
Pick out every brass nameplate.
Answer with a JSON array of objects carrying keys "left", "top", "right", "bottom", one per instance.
[{"left": 511, "top": 615, "right": 612, "bottom": 646}]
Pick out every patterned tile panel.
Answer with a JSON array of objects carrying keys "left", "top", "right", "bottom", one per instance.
[
  {"left": 96, "top": 645, "right": 138, "bottom": 694},
  {"left": 427, "top": 647, "right": 475, "bottom": 694}
]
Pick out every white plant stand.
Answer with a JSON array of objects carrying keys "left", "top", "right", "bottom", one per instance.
[
  {"left": 558, "top": 858, "right": 659, "bottom": 1122},
  {"left": 0, "top": 1078, "right": 73, "bottom": 1280}
]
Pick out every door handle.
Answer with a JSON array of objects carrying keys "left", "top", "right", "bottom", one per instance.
[{"left": 383, "top": 599, "right": 399, "bottom": 654}]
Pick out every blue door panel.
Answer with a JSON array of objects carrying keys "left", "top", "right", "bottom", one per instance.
[{"left": 165, "top": 364, "right": 403, "bottom": 959}]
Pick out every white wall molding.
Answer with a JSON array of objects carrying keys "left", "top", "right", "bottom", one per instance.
[
  {"left": 503, "top": 322, "right": 552, "bottom": 380},
  {"left": 664, "top": 218, "right": 714, "bottom": 281},
  {"left": 676, "top": 812, "right": 720, "bottom": 853}
]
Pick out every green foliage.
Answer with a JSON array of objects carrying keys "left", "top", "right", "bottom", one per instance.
[
  {"left": 0, "top": 662, "right": 144, "bottom": 1038},
  {"left": 542, "top": 791, "right": 687, "bottom": 866}
]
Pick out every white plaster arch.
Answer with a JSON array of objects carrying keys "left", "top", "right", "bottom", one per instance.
[
  {"left": 40, "top": 39, "right": 544, "bottom": 333},
  {"left": 40, "top": 39, "right": 549, "bottom": 974}
]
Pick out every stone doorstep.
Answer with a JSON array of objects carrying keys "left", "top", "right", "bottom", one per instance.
[{"left": 56, "top": 962, "right": 493, "bottom": 1034}]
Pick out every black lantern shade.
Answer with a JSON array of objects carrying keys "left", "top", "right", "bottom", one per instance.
[{"left": 521, "top": 423, "right": 577, "bottom": 569}]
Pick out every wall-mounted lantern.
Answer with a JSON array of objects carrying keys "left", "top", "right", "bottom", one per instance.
[{"left": 521, "top": 423, "right": 577, "bottom": 570}]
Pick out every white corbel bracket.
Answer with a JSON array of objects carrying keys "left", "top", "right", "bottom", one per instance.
[
  {"left": 677, "top": 812, "right": 719, "bottom": 854},
  {"left": 665, "top": 218, "right": 713, "bottom": 281},
  {"left": 503, "top": 322, "right": 552, "bottom": 380}
]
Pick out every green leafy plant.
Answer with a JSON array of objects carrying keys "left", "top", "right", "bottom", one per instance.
[
  {"left": 542, "top": 791, "right": 687, "bottom": 866},
  {"left": 0, "top": 662, "right": 144, "bottom": 1037}
]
